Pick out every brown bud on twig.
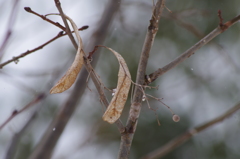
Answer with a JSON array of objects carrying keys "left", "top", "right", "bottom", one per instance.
[
  {"left": 81, "top": 25, "right": 89, "bottom": 30},
  {"left": 12, "top": 110, "right": 18, "bottom": 116},
  {"left": 24, "top": 7, "right": 32, "bottom": 12}
]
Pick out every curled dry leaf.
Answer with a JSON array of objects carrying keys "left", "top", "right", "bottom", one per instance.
[
  {"left": 49, "top": 51, "right": 84, "bottom": 94},
  {"left": 50, "top": 15, "right": 84, "bottom": 94},
  {"left": 102, "top": 47, "right": 131, "bottom": 124}
]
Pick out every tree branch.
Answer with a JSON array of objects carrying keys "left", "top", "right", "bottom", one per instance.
[
  {"left": 5, "top": 105, "right": 40, "bottom": 159},
  {"left": 146, "top": 14, "right": 240, "bottom": 84},
  {"left": 19, "top": 3, "right": 124, "bottom": 132},
  {"left": 0, "top": 26, "right": 88, "bottom": 69},
  {"left": 29, "top": 1, "right": 123, "bottom": 158},
  {"left": 54, "top": 0, "right": 78, "bottom": 49},
  {"left": 24, "top": 7, "right": 66, "bottom": 30},
  {"left": 118, "top": 1, "right": 165, "bottom": 159},
  {"left": 0, "top": 0, "right": 20, "bottom": 58},
  {"left": 1, "top": 3, "right": 124, "bottom": 131},
  {"left": 53, "top": 0, "right": 125, "bottom": 129},
  {"left": 141, "top": 102, "right": 240, "bottom": 159},
  {"left": 0, "top": 93, "right": 46, "bottom": 130}
]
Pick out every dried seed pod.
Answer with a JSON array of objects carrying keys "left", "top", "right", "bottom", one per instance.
[{"left": 102, "top": 47, "right": 131, "bottom": 124}]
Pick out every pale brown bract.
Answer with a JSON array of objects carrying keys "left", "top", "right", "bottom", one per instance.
[
  {"left": 50, "top": 15, "right": 84, "bottom": 94},
  {"left": 102, "top": 47, "right": 131, "bottom": 124},
  {"left": 49, "top": 50, "right": 84, "bottom": 94}
]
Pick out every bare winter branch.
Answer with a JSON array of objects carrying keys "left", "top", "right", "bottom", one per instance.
[
  {"left": 54, "top": 0, "right": 78, "bottom": 49},
  {"left": 0, "top": 26, "right": 88, "bottom": 69},
  {"left": 1, "top": 1, "right": 239, "bottom": 159},
  {"left": 24, "top": 7, "right": 66, "bottom": 30},
  {"left": 141, "top": 102, "right": 240, "bottom": 159},
  {"left": 146, "top": 14, "right": 240, "bottom": 84},
  {"left": 0, "top": 93, "right": 46, "bottom": 130},
  {"left": 29, "top": 1, "right": 123, "bottom": 159},
  {"left": 118, "top": 1, "right": 166, "bottom": 158},
  {"left": 4, "top": 106, "right": 40, "bottom": 159},
  {"left": 0, "top": 0, "right": 20, "bottom": 58}
]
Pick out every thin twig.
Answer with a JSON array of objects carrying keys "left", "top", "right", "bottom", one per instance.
[
  {"left": 0, "top": 59, "right": 66, "bottom": 131},
  {"left": 118, "top": 1, "right": 165, "bottom": 159},
  {"left": 0, "top": 93, "right": 46, "bottom": 130},
  {"left": 141, "top": 102, "right": 240, "bottom": 159},
  {"left": 2, "top": 63, "right": 65, "bottom": 158},
  {"left": 24, "top": 7, "right": 66, "bottom": 30},
  {"left": 0, "top": 26, "right": 88, "bottom": 69},
  {"left": 166, "top": 11, "right": 240, "bottom": 74},
  {"left": 54, "top": 0, "right": 78, "bottom": 49},
  {"left": 0, "top": 0, "right": 20, "bottom": 58},
  {"left": 5, "top": 105, "right": 41, "bottom": 159},
  {"left": 147, "top": 14, "right": 240, "bottom": 84},
  {"left": 166, "top": 12, "right": 204, "bottom": 38},
  {"left": 0, "top": 71, "right": 37, "bottom": 94}
]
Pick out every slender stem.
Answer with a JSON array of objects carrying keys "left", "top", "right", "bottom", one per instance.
[
  {"left": 54, "top": 0, "right": 78, "bottom": 49},
  {"left": 5, "top": 105, "right": 40, "bottom": 159},
  {"left": 0, "top": 94, "right": 46, "bottom": 130},
  {"left": 0, "top": 0, "right": 20, "bottom": 58},
  {"left": 141, "top": 103, "right": 240, "bottom": 159},
  {"left": 24, "top": 7, "right": 66, "bottom": 30},
  {"left": 118, "top": 1, "right": 165, "bottom": 159},
  {"left": 147, "top": 14, "right": 240, "bottom": 84},
  {"left": 0, "top": 26, "right": 88, "bottom": 69},
  {"left": 0, "top": 71, "right": 37, "bottom": 94},
  {"left": 0, "top": 6, "right": 88, "bottom": 69}
]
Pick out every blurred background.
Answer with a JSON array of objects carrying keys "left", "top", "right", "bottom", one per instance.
[{"left": 0, "top": 0, "right": 240, "bottom": 159}]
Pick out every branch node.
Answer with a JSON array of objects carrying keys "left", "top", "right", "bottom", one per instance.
[
  {"left": 12, "top": 110, "right": 18, "bottom": 116},
  {"left": 87, "top": 45, "right": 100, "bottom": 61},
  {"left": 38, "top": 93, "right": 46, "bottom": 100},
  {"left": 58, "top": 31, "right": 64, "bottom": 36},
  {"left": 13, "top": 57, "right": 19, "bottom": 64},
  {"left": 129, "top": 102, "right": 141, "bottom": 122},
  {"left": 145, "top": 75, "right": 152, "bottom": 83}
]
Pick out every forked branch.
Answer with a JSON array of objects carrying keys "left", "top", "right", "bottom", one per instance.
[
  {"left": 0, "top": 26, "right": 88, "bottom": 69},
  {"left": 29, "top": 1, "right": 123, "bottom": 158},
  {"left": 24, "top": 7, "right": 66, "bottom": 30},
  {"left": 146, "top": 14, "right": 240, "bottom": 84},
  {"left": 118, "top": 1, "right": 166, "bottom": 159}
]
